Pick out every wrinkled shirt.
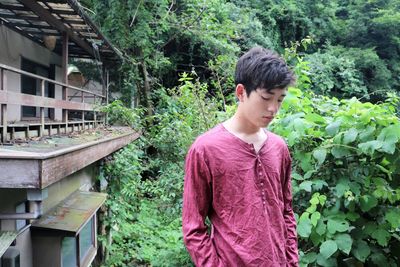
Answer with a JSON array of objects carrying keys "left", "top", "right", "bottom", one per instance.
[{"left": 182, "top": 124, "right": 298, "bottom": 267}]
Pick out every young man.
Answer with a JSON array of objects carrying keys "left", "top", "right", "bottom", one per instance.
[{"left": 182, "top": 47, "right": 298, "bottom": 266}]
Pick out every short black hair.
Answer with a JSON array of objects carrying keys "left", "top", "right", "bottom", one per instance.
[{"left": 234, "top": 47, "right": 295, "bottom": 95}]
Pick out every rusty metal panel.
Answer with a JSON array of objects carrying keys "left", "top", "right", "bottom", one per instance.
[
  {"left": 40, "top": 132, "right": 140, "bottom": 188},
  {"left": 0, "top": 231, "right": 17, "bottom": 257},
  {"left": 0, "top": 159, "right": 40, "bottom": 188},
  {"left": 31, "top": 191, "right": 106, "bottom": 234}
]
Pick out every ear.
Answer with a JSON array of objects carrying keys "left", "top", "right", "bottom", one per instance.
[{"left": 235, "top": 84, "right": 246, "bottom": 102}]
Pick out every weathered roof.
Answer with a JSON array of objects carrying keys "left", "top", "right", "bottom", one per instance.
[
  {"left": 0, "top": 127, "right": 140, "bottom": 189},
  {"left": 32, "top": 191, "right": 106, "bottom": 234},
  {"left": 0, "top": 231, "right": 17, "bottom": 257},
  {"left": 0, "top": 0, "right": 122, "bottom": 62}
]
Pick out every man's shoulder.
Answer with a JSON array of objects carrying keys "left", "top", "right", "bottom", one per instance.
[
  {"left": 267, "top": 131, "right": 288, "bottom": 147},
  {"left": 266, "top": 130, "right": 291, "bottom": 158},
  {"left": 190, "top": 124, "right": 227, "bottom": 151}
]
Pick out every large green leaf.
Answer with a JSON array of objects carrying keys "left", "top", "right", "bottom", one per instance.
[
  {"left": 316, "top": 220, "right": 327, "bottom": 235},
  {"left": 353, "top": 240, "right": 371, "bottom": 262},
  {"left": 358, "top": 140, "right": 383, "bottom": 155},
  {"left": 326, "top": 121, "right": 341, "bottom": 136},
  {"left": 320, "top": 240, "right": 338, "bottom": 259},
  {"left": 385, "top": 209, "right": 400, "bottom": 228},
  {"left": 371, "top": 228, "right": 391, "bottom": 246},
  {"left": 343, "top": 128, "right": 358, "bottom": 144},
  {"left": 313, "top": 148, "right": 327, "bottom": 165},
  {"left": 302, "top": 252, "right": 317, "bottom": 264},
  {"left": 334, "top": 233, "right": 352, "bottom": 255},
  {"left": 297, "top": 217, "right": 313, "bottom": 238},
  {"left": 359, "top": 195, "right": 378, "bottom": 212},
  {"left": 299, "top": 181, "right": 313, "bottom": 192},
  {"left": 311, "top": 212, "right": 321, "bottom": 227},
  {"left": 327, "top": 218, "right": 349, "bottom": 234},
  {"left": 335, "top": 181, "right": 350, "bottom": 197}
]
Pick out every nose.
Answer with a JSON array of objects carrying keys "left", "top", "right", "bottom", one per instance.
[{"left": 267, "top": 101, "right": 279, "bottom": 115}]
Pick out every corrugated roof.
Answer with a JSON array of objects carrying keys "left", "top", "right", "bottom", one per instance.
[
  {"left": 31, "top": 191, "right": 106, "bottom": 234},
  {"left": 0, "top": 231, "right": 17, "bottom": 257},
  {"left": 0, "top": 0, "right": 122, "bottom": 63}
]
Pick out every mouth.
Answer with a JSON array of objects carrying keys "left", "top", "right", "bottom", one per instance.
[{"left": 262, "top": 116, "right": 274, "bottom": 120}]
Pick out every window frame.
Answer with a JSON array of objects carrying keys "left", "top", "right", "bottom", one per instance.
[{"left": 60, "top": 214, "right": 97, "bottom": 267}]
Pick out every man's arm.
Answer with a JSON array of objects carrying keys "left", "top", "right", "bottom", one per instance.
[
  {"left": 283, "top": 152, "right": 299, "bottom": 266},
  {"left": 182, "top": 147, "right": 223, "bottom": 267}
]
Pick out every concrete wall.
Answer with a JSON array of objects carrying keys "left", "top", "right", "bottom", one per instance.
[
  {"left": 0, "top": 163, "right": 98, "bottom": 267},
  {"left": 0, "top": 25, "right": 63, "bottom": 122}
]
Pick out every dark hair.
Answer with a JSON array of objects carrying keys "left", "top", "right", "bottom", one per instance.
[{"left": 234, "top": 47, "right": 295, "bottom": 95}]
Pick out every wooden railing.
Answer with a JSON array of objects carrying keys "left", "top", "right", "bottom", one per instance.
[{"left": 0, "top": 63, "right": 106, "bottom": 142}]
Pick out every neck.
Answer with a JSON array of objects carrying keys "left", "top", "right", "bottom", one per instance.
[{"left": 225, "top": 112, "right": 260, "bottom": 135}]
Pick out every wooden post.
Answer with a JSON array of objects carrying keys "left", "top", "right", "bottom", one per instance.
[
  {"left": 102, "top": 65, "right": 108, "bottom": 125},
  {"left": 81, "top": 91, "right": 85, "bottom": 130},
  {"left": 1, "top": 104, "right": 7, "bottom": 143},
  {"left": 39, "top": 79, "right": 45, "bottom": 137},
  {"left": 93, "top": 94, "right": 97, "bottom": 128},
  {"left": 25, "top": 126, "right": 30, "bottom": 139},
  {"left": 1, "top": 68, "right": 8, "bottom": 143},
  {"left": 62, "top": 32, "right": 69, "bottom": 134}
]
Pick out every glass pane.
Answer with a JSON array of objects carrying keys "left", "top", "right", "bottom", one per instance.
[
  {"left": 61, "top": 237, "right": 77, "bottom": 267},
  {"left": 79, "top": 217, "right": 94, "bottom": 261}
]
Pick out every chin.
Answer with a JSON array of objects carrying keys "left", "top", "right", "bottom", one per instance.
[{"left": 260, "top": 119, "right": 272, "bottom": 127}]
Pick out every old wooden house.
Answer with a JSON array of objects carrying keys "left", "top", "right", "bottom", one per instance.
[{"left": 0, "top": 1, "right": 138, "bottom": 266}]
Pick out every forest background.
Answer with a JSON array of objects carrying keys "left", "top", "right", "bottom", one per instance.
[{"left": 78, "top": 0, "right": 400, "bottom": 266}]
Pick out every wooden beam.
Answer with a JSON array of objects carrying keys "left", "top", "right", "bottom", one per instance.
[
  {"left": 1, "top": 104, "right": 7, "bottom": 143},
  {"left": 0, "top": 3, "right": 29, "bottom": 12},
  {"left": 0, "top": 13, "right": 86, "bottom": 25},
  {"left": 40, "top": 80, "right": 45, "bottom": 137},
  {"left": 1, "top": 69, "right": 7, "bottom": 143},
  {"left": 0, "top": 63, "right": 105, "bottom": 98},
  {"left": 62, "top": 32, "right": 68, "bottom": 83},
  {"left": 62, "top": 32, "right": 68, "bottom": 132},
  {"left": 0, "top": 91, "right": 95, "bottom": 111},
  {"left": 3, "top": 22, "right": 53, "bottom": 30},
  {"left": 18, "top": 0, "right": 94, "bottom": 57}
]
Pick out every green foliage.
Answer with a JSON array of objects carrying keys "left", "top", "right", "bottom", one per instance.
[
  {"left": 305, "top": 49, "right": 368, "bottom": 99},
  {"left": 270, "top": 60, "right": 400, "bottom": 265},
  {"left": 101, "top": 53, "right": 400, "bottom": 266},
  {"left": 306, "top": 45, "right": 393, "bottom": 101},
  {"left": 99, "top": 74, "right": 227, "bottom": 266},
  {"left": 100, "top": 100, "right": 144, "bottom": 128}
]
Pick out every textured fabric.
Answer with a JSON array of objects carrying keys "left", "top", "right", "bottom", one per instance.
[{"left": 182, "top": 124, "right": 298, "bottom": 267}]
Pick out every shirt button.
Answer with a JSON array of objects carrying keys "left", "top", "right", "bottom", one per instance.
[
  {"left": 263, "top": 201, "right": 266, "bottom": 204},
  {"left": 258, "top": 163, "right": 261, "bottom": 167},
  {"left": 259, "top": 172, "right": 262, "bottom": 175},
  {"left": 262, "top": 192, "right": 265, "bottom": 195}
]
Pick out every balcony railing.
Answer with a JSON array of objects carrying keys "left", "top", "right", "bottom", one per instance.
[{"left": 0, "top": 63, "right": 106, "bottom": 143}]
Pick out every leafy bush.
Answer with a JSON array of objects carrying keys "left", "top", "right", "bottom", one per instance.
[
  {"left": 305, "top": 49, "right": 368, "bottom": 99},
  {"left": 100, "top": 100, "right": 144, "bottom": 129},
  {"left": 270, "top": 57, "right": 400, "bottom": 265}
]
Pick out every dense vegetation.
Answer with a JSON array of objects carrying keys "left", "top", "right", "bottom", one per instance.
[{"left": 78, "top": 0, "right": 400, "bottom": 266}]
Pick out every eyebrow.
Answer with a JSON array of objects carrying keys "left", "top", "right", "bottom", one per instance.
[{"left": 264, "top": 91, "right": 286, "bottom": 97}]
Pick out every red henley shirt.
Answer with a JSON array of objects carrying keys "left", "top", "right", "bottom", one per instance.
[{"left": 182, "top": 124, "right": 298, "bottom": 266}]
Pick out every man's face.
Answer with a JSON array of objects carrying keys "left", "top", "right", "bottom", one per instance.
[{"left": 241, "top": 87, "right": 287, "bottom": 128}]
